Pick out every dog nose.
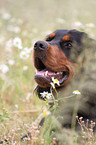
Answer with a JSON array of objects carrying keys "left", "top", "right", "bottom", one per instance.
[{"left": 34, "top": 41, "right": 48, "bottom": 50}]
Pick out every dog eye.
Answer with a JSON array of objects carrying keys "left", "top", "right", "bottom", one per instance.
[
  {"left": 62, "top": 42, "right": 72, "bottom": 49},
  {"left": 67, "top": 43, "right": 72, "bottom": 48},
  {"left": 46, "top": 37, "right": 53, "bottom": 41}
]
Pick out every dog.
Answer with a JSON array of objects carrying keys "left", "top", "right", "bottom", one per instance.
[{"left": 33, "top": 29, "right": 96, "bottom": 133}]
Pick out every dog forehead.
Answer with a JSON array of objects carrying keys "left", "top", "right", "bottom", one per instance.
[
  {"left": 53, "top": 29, "right": 69, "bottom": 37},
  {"left": 52, "top": 29, "right": 83, "bottom": 38}
]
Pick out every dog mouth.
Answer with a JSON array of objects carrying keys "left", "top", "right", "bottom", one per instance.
[{"left": 34, "top": 57, "right": 69, "bottom": 88}]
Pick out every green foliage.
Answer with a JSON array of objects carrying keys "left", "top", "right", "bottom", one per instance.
[
  {"left": 0, "top": 0, "right": 96, "bottom": 144},
  {"left": 0, "top": 108, "right": 9, "bottom": 122}
]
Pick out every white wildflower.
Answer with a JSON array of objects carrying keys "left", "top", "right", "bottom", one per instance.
[
  {"left": 2, "top": 13, "right": 11, "bottom": 20},
  {"left": 51, "top": 77, "right": 60, "bottom": 86},
  {"left": 7, "top": 25, "right": 21, "bottom": 33},
  {"left": 17, "top": 45, "right": 22, "bottom": 49},
  {"left": 13, "top": 26, "right": 21, "bottom": 33},
  {"left": 23, "top": 65, "right": 28, "bottom": 71},
  {"left": 8, "top": 59, "right": 15, "bottom": 65},
  {"left": 20, "top": 51, "right": 29, "bottom": 60},
  {"left": 6, "top": 39, "right": 13, "bottom": 48},
  {"left": 13, "top": 140, "right": 17, "bottom": 145},
  {"left": 46, "top": 93, "right": 53, "bottom": 99},
  {"left": 43, "top": 111, "right": 51, "bottom": 116},
  {"left": 27, "top": 92, "right": 32, "bottom": 97},
  {"left": 74, "top": 21, "right": 82, "bottom": 27},
  {"left": 40, "top": 91, "right": 52, "bottom": 99},
  {"left": 39, "top": 110, "right": 51, "bottom": 119},
  {"left": 0, "top": 64, "right": 9, "bottom": 74},
  {"left": 26, "top": 93, "right": 32, "bottom": 101},
  {"left": 13, "top": 37, "right": 22, "bottom": 49},
  {"left": 85, "top": 23, "right": 95, "bottom": 28},
  {"left": 23, "top": 47, "right": 32, "bottom": 54},
  {"left": 15, "top": 104, "right": 18, "bottom": 109},
  {"left": 50, "top": 82, "right": 55, "bottom": 89},
  {"left": 73, "top": 90, "right": 81, "bottom": 95}
]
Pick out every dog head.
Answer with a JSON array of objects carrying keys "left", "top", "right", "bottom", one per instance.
[{"left": 33, "top": 29, "right": 88, "bottom": 97}]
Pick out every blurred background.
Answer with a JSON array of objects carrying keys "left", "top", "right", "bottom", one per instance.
[{"left": 0, "top": 0, "right": 96, "bottom": 144}]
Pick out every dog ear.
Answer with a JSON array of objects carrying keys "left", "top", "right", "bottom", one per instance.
[
  {"left": 69, "top": 29, "right": 87, "bottom": 45},
  {"left": 69, "top": 29, "right": 95, "bottom": 50},
  {"left": 68, "top": 29, "right": 90, "bottom": 54}
]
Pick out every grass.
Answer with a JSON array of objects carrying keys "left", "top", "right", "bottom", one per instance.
[{"left": 0, "top": 0, "right": 96, "bottom": 144}]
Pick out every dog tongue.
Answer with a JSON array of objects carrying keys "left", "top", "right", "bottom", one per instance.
[
  {"left": 35, "top": 69, "right": 68, "bottom": 88},
  {"left": 35, "top": 69, "right": 63, "bottom": 78}
]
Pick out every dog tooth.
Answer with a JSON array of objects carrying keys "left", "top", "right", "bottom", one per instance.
[
  {"left": 59, "top": 72, "right": 62, "bottom": 74},
  {"left": 57, "top": 72, "right": 60, "bottom": 75},
  {"left": 44, "top": 71, "right": 48, "bottom": 76},
  {"left": 56, "top": 72, "right": 63, "bottom": 75},
  {"left": 55, "top": 72, "right": 63, "bottom": 75}
]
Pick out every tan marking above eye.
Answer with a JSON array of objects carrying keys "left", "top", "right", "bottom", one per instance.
[
  {"left": 49, "top": 33, "right": 55, "bottom": 38},
  {"left": 63, "top": 35, "right": 70, "bottom": 41}
]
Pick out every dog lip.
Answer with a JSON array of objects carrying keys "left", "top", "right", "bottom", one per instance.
[
  {"left": 34, "top": 57, "right": 46, "bottom": 71},
  {"left": 34, "top": 56, "right": 69, "bottom": 87},
  {"left": 59, "top": 72, "right": 69, "bottom": 84},
  {"left": 35, "top": 74, "right": 50, "bottom": 88},
  {"left": 34, "top": 69, "right": 69, "bottom": 88}
]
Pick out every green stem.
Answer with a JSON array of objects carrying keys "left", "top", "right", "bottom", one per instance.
[{"left": 71, "top": 95, "right": 80, "bottom": 129}]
